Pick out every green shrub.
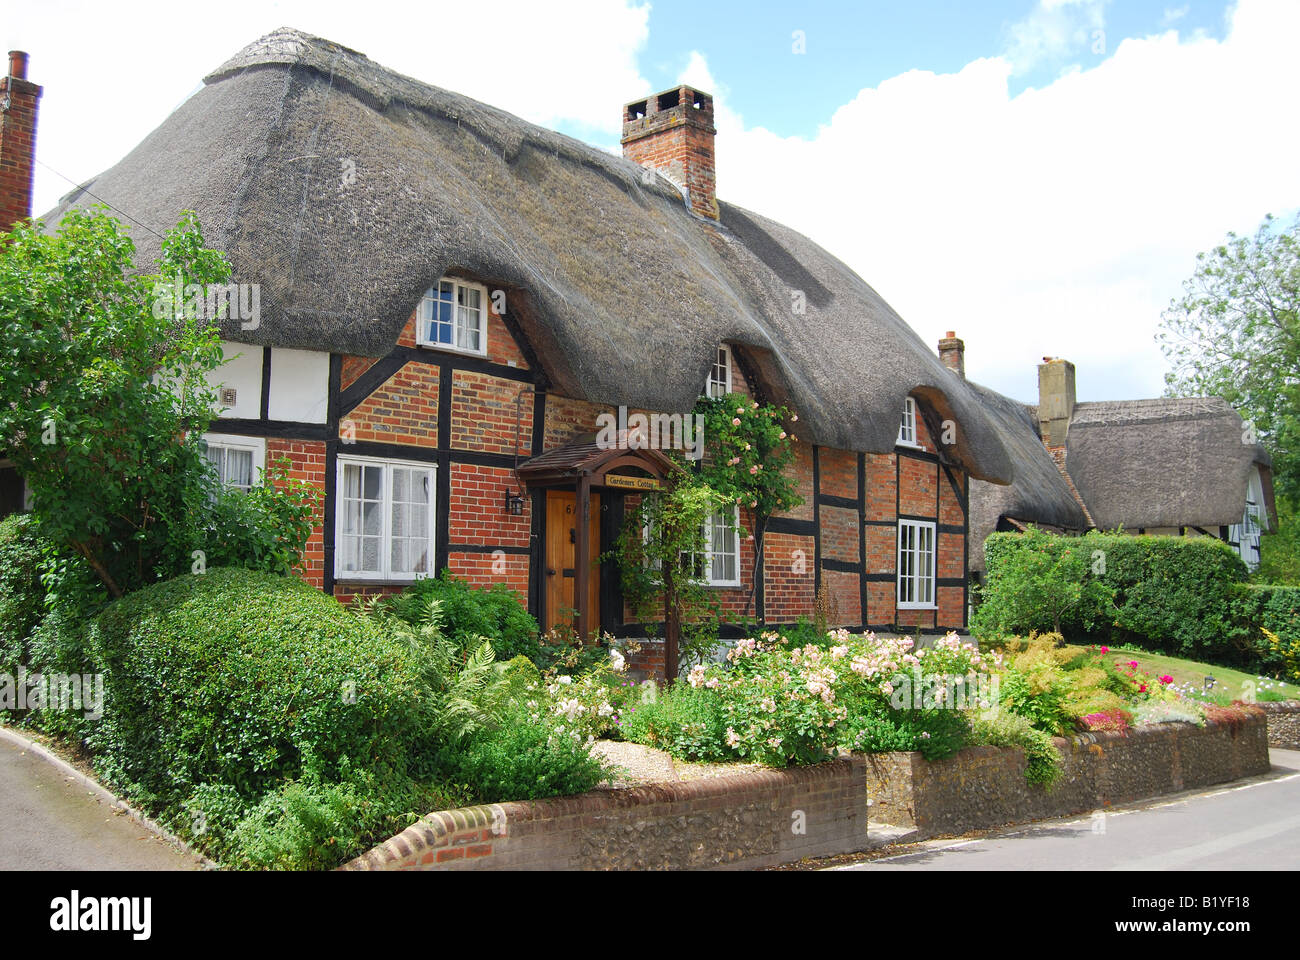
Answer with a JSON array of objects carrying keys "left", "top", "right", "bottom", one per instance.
[
  {"left": 973, "top": 527, "right": 1114, "bottom": 639},
  {"left": 845, "top": 698, "right": 969, "bottom": 762},
  {"left": 1233, "top": 584, "right": 1300, "bottom": 682},
  {"left": 620, "top": 682, "right": 731, "bottom": 761},
  {"left": 976, "top": 530, "right": 1250, "bottom": 662},
  {"left": 969, "top": 709, "right": 1062, "bottom": 786},
  {"left": 436, "top": 704, "right": 611, "bottom": 802},
  {"left": 0, "top": 514, "right": 46, "bottom": 674},
  {"left": 85, "top": 568, "right": 428, "bottom": 808},
  {"left": 388, "top": 570, "right": 545, "bottom": 665}
]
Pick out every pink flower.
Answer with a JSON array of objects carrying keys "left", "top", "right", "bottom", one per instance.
[
  {"left": 731, "top": 417, "right": 741, "bottom": 426},
  {"left": 1129, "top": 661, "right": 1139, "bottom": 668},
  {"left": 736, "top": 407, "right": 745, "bottom": 415},
  {"left": 791, "top": 414, "right": 798, "bottom": 422},
  {"left": 1099, "top": 646, "right": 1109, "bottom": 654},
  {"left": 749, "top": 465, "right": 758, "bottom": 474},
  {"left": 779, "top": 431, "right": 787, "bottom": 439},
  {"left": 1158, "top": 675, "right": 1174, "bottom": 685}
]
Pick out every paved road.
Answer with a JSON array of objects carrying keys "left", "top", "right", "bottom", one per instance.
[
  {"left": 0, "top": 734, "right": 203, "bottom": 870},
  {"left": 838, "top": 749, "right": 1300, "bottom": 871}
]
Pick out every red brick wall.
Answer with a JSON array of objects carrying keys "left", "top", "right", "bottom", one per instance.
[
  {"left": 775, "top": 441, "right": 814, "bottom": 522},
  {"left": 820, "top": 504, "right": 859, "bottom": 564},
  {"left": 763, "top": 532, "right": 815, "bottom": 622},
  {"left": 343, "top": 365, "right": 440, "bottom": 446},
  {"left": 898, "top": 456, "right": 938, "bottom": 517},
  {"left": 267, "top": 438, "right": 326, "bottom": 589},
  {"left": 340, "top": 355, "right": 378, "bottom": 391},
  {"left": 450, "top": 371, "right": 532, "bottom": 456}
]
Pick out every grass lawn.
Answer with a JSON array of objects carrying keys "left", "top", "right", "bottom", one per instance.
[{"left": 1108, "top": 646, "right": 1300, "bottom": 703}]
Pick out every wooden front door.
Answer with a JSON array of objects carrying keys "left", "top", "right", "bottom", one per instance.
[{"left": 544, "top": 490, "right": 600, "bottom": 634}]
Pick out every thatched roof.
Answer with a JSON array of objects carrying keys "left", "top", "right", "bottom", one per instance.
[
  {"left": 41, "top": 27, "right": 1015, "bottom": 482},
  {"left": 1065, "top": 398, "right": 1275, "bottom": 531},
  {"left": 966, "top": 381, "right": 1090, "bottom": 571}
]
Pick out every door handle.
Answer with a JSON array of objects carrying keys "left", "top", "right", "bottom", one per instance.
[{"left": 546, "top": 567, "right": 557, "bottom": 576}]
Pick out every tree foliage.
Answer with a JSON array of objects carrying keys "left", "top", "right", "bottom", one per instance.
[
  {"left": 0, "top": 207, "right": 317, "bottom": 598},
  {"left": 1157, "top": 212, "right": 1300, "bottom": 502}
]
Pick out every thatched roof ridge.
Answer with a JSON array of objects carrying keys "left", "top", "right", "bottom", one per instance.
[
  {"left": 1065, "top": 397, "right": 1274, "bottom": 531},
  {"left": 42, "top": 27, "right": 1015, "bottom": 481}
]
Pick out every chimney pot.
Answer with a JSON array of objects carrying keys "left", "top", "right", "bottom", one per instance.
[
  {"left": 938, "top": 331, "right": 965, "bottom": 379},
  {"left": 622, "top": 84, "right": 718, "bottom": 220},
  {"left": 1, "top": 48, "right": 42, "bottom": 230}
]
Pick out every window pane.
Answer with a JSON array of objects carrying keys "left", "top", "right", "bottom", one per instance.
[{"left": 226, "top": 449, "right": 254, "bottom": 490}]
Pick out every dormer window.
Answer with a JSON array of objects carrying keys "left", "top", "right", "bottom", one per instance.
[
  {"left": 705, "top": 344, "right": 732, "bottom": 398},
  {"left": 897, "top": 397, "right": 920, "bottom": 448},
  {"left": 417, "top": 278, "right": 488, "bottom": 356}
]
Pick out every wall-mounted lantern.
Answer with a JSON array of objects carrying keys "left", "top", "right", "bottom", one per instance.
[{"left": 504, "top": 488, "right": 526, "bottom": 515}]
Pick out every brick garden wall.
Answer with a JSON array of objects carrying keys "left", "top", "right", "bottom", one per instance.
[
  {"left": 865, "top": 712, "right": 1273, "bottom": 837},
  {"left": 344, "top": 708, "right": 1282, "bottom": 871}
]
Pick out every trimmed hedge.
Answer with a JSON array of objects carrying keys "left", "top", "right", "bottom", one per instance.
[
  {"left": 0, "top": 514, "right": 44, "bottom": 674},
  {"left": 976, "top": 530, "right": 1252, "bottom": 665},
  {"left": 85, "top": 568, "right": 429, "bottom": 807},
  {"left": 1232, "top": 584, "right": 1300, "bottom": 682}
]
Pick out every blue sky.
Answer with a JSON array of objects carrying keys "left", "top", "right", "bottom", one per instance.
[
  {"left": 12, "top": 0, "right": 1299, "bottom": 405},
  {"left": 633, "top": 1, "right": 1227, "bottom": 137}
]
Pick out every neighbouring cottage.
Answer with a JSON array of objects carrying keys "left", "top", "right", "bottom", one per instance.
[
  {"left": 942, "top": 332, "right": 1278, "bottom": 574},
  {"left": 3, "top": 31, "right": 1031, "bottom": 675}
]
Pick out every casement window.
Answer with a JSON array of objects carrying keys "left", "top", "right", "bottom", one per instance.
[
  {"left": 201, "top": 433, "right": 266, "bottom": 493},
  {"left": 705, "top": 344, "right": 733, "bottom": 398},
  {"left": 336, "top": 456, "right": 436, "bottom": 581},
  {"left": 897, "top": 519, "right": 936, "bottom": 609},
  {"left": 416, "top": 278, "right": 488, "bottom": 356},
  {"left": 897, "top": 397, "right": 920, "bottom": 447},
  {"left": 698, "top": 508, "right": 741, "bottom": 587},
  {"left": 644, "top": 506, "right": 742, "bottom": 588}
]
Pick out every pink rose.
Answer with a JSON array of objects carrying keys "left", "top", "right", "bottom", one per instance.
[{"left": 732, "top": 417, "right": 741, "bottom": 426}]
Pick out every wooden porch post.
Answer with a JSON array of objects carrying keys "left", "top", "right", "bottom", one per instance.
[{"left": 575, "top": 473, "right": 592, "bottom": 644}]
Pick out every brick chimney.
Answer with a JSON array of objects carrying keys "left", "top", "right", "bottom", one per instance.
[
  {"left": 622, "top": 85, "right": 718, "bottom": 220},
  {"left": 938, "top": 330, "right": 965, "bottom": 378},
  {"left": 1037, "top": 357, "right": 1077, "bottom": 448},
  {"left": 0, "top": 50, "right": 41, "bottom": 231}
]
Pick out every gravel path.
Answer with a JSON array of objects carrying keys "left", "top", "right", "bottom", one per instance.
[{"left": 591, "top": 739, "right": 764, "bottom": 787}]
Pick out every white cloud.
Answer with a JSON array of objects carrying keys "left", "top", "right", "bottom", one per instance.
[
  {"left": 19, "top": 0, "right": 651, "bottom": 215},
  {"left": 706, "top": 0, "right": 1300, "bottom": 402}
]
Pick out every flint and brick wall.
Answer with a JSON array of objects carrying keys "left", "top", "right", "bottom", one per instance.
[
  {"left": 345, "top": 709, "right": 1282, "bottom": 871},
  {"left": 1260, "top": 700, "right": 1300, "bottom": 750},
  {"left": 865, "top": 712, "right": 1274, "bottom": 837}
]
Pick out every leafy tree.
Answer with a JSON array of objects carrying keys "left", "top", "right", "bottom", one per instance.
[
  {"left": 1157, "top": 212, "right": 1300, "bottom": 502},
  {"left": 0, "top": 206, "right": 315, "bottom": 597}
]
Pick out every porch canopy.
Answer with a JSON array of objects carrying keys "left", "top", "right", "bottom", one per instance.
[{"left": 517, "top": 432, "right": 682, "bottom": 642}]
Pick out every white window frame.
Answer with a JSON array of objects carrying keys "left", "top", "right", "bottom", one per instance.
[
  {"left": 642, "top": 505, "right": 742, "bottom": 588},
  {"left": 699, "top": 507, "right": 742, "bottom": 587},
  {"left": 415, "top": 277, "right": 489, "bottom": 357},
  {"left": 334, "top": 455, "right": 437, "bottom": 582},
  {"left": 897, "top": 396, "right": 921, "bottom": 448},
  {"left": 201, "top": 433, "right": 266, "bottom": 493},
  {"left": 704, "top": 344, "right": 733, "bottom": 399},
  {"left": 897, "top": 519, "right": 937, "bottom": 609}
]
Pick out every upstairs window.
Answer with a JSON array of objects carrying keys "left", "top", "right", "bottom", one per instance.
[
  {"left": 705, "top": 344, "right": 733, "bottom": 398},
  {"left": 897, "top": 519, "right": 936, "bottom": 609},
  {"left": 897, "top": 397, "right": 920, "bottom": 448},
  {"left": 201, "top": 434, "right": 265, "bottom": 494},
  {"left": 417, "top": 278, "right": 487, "bottom": 356}
]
